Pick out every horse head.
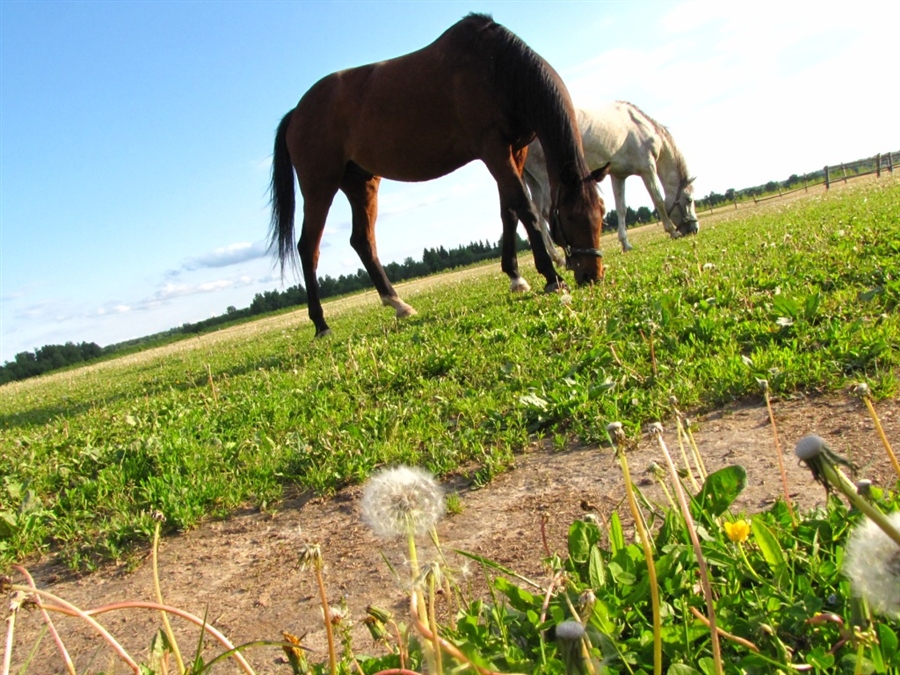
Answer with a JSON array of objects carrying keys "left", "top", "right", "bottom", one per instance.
[
  {"left": 550, "top": 163, "right": 611, "bottom": 285},
  {"left": 670, "top": 176, "right": 700, "bottom": 237}
]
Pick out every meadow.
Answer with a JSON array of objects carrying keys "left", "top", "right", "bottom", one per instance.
[
  {"left": 2, "top": 177, "right": 900, "bottom": 675},
  {"left": 1, "top": 177, "right": 898, "bottom": 573}
]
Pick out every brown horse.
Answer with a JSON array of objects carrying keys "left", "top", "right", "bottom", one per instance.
[{"left": 270, "top": 13, "right": 609, "bottom": 336}]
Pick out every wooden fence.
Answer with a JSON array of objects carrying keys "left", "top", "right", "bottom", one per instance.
[
  {"left": 824, "top": 150, "right": 898, "bottom": 189},
  {"left": 698, "top": 150, "right": 899, "bottom": 214}
]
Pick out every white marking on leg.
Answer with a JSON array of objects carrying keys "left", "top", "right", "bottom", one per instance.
[
  {"left": 509, "top": 276, "right": 531, "bottom": 293},
  {"left": 381, "top": 295, "right": 417, "bottom": 318},
  {"left": 612, "top": 175, "right": 633, "bottom": 252}
]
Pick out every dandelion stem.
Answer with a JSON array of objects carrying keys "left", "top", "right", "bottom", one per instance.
[
  {"left": 675, "top": 419, "right": 700, "bottom": 491},
  {"left": 685, "top": 425, "right": 708, "bottom": 478},
  {"left": 650, "top": 469, "right": 679, "bottom": 513},
  {"left": 862, "top": 395, "right": 900, "bottom": 479},
  {"left": 616, "top": 446, "right": 662, "bottom": 675},
  {"left": 854, "top": 641, "right": 865, "bottom": 675},
  {"left": 736, "top": 542, "right": 765, "bottom": 585},
  {"left": 43, "top": 599, "right": 256, "bottom": 674},
  {"left": 205, "top": 363, "right": 218, "bottom": 404},
  {"left": 763, "top": 388, "right": 795, "bottom": 524},
  {"left": 313, "top": 558, "right": 339, "bottom": 675},
  {"left": 3, "top": 593, "right": 17, "bottom": 675},
  {"left": 152, "top": 521, "right": 186, "bottom": 674},
  {"left": 428, "top": 571, "right": 443, "bottom": 675},
  {"left": 7, "top": 585, "right": 140, "bottom": 674},
  {"left": 688, "top": 607, "right": 760, "bottom": 652},
  {"left": 10, "top": 566, "right": 75, "bottom": 675},
  {"left": 409, "top": 589, "right": 519, "bottom": 675},
  {"left": 653, "top": 429, "right": 724, "bottom": 675},
  {"left": 821, "top": 462, "right": 900, "bottom": 548}
]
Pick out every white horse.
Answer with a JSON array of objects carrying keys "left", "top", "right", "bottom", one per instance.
[{"left": 524, "top": 101, "right": 699, "bottom": 256}]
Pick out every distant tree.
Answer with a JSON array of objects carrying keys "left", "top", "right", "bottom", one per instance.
[
  {"left": 604, "top": 210, "right": 618, "bottom": 230},
  {"left": 635, "top": 206, "right": 653, "bottom": 224}
]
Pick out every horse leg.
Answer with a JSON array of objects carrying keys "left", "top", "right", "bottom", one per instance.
[
  {"left": 341, "top": 165, "right": 417, "bottom": 320},
  {"left": 640, "top": 169, "right": 678, "bottom": 238},
  {"left": 298, "top": 188, "right": 339, "bottom": 337},
  {"left": 611, "top": 176, "right": 633, "bottom": 252},
  {"left": 485, "top": 144, "right": 563, "bottom": 293},
  {"left": 522, "top": 162, "right": 566, "bottom": 268}
]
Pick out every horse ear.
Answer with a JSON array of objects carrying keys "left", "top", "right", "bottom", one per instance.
[{"left": 588, "top": 162, "right": 611, "bottom": 184}]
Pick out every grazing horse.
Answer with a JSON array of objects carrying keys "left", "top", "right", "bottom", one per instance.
[
  {"left": 270, "top": 13, "right": 608, "bottom": 337},
  {"left": 524, "top": 101, "right": 699, "bottom": 256}
]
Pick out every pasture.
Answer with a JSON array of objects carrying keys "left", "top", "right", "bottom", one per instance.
[
  {"left": 1, "top": 177, "right": 898, "bottom": 572},
  {"left": 2, "top": 176, "right": 900, "bottom": 675}
]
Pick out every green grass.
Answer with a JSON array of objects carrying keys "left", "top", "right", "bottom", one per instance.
[{"left": 1, "top": 178, "right": 898, "bottom": 570}]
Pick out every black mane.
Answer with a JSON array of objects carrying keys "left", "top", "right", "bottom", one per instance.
[{"left": 456, "top": 14, "right": 596, "bottom": 199}]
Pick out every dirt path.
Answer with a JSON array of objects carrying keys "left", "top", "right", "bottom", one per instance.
[{"left": 8, "top": 392, "right": 898, "bottom": 674}]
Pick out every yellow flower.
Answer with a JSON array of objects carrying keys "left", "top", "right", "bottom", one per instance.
[{"left": 724, "top": 519, "right": 751, "bottom": 543}]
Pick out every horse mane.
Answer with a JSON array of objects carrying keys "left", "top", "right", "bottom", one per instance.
[
  {"left": 619, "top": 100, "right": 691, "bottom": 184},
  {"left": 460, "top": 14, "right": 596, "bottom": 196}
]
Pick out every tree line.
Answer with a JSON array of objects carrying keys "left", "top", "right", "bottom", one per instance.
[
  {"left": 1, "top": 235, "right": 525, "bottom": 384},
  {"left": 0, "top": 341, "right": 104, "bottom": 385},
  {"left": 0, "top": 204, "right": 695, "bottom": 385}
]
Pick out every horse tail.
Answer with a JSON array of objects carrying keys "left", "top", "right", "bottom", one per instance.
[{"left": 269, "top": 109, "right": 297, "bottom": 274}]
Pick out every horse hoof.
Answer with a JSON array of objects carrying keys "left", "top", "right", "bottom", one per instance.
[
  {"left": 544, "top": 280, "right": 569, "bottom": 294},
  {"left": 395, "top": 305, "right": 418, "bottom": 319},
  {"left": 509, "top": 278, "right": 531, "bottom": 293},
  {"left": 315, "top": 328, "right": 333, "bottom": 338},
  {"left": 621, "top": 242, "right": 633, "bottom": 253}
]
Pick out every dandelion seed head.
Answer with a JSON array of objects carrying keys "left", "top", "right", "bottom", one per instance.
[
  {"left": 555, "top": 620, "right": 586, "bottom": 641},
  {"left": 361, "top": 465, "right": 445, "bottom": 539},
  {"left": 606, "top": 421, "right": 624, "bottom": 444},
  {"left": 559, "top": 292, "right": 573, "bottom": 306},
  {"left": 843, "top": 512, "right": 900, "bottom": 618},
  {"left": 795, "top": 434, "right": 826, "bottom": 461},
  {"left": 852, "top": 382, "right": 871, "bottom": 398},
  {"left": 297, "top": 542, "right": 322, "bottom": 569}
]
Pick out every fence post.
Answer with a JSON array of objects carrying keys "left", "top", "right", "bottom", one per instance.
[
  {"left": 889, "top": 153, "right": 894, "bottom": 174},
  {"left": 804, "top": 174, "right": 808, "bottom": 192},
  {"left": 877, "top": 153, "right": 882, "bottom": 178},
  {"left": 825, "top": 165, "right": 830, "bottom": 190},
  {"left": 841, "top": 163, "right": 848, "bottom": 183}
]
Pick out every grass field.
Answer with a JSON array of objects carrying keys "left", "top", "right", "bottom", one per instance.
[{"left": 1, "top": 177, "right": 898, "bottom": 571}]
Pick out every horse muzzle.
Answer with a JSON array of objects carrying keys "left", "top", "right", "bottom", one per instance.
[
  {"left": 677, "top": 219, "right": 700, "bottom": 237},
  {"left": 565, "top": 247, "right": 604, "bottom": 284}
]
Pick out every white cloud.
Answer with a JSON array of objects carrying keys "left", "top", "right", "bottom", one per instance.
[
  {"left": 177, "top": 241, "right": 269, "bottom": 273},
  {"left": 563, "top": 0, "right": 900, "bottom": 201}
]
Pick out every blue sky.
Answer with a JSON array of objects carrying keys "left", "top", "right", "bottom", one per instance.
[{"left": 2, "top": 1, "right": 898, "bottom": 363}]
